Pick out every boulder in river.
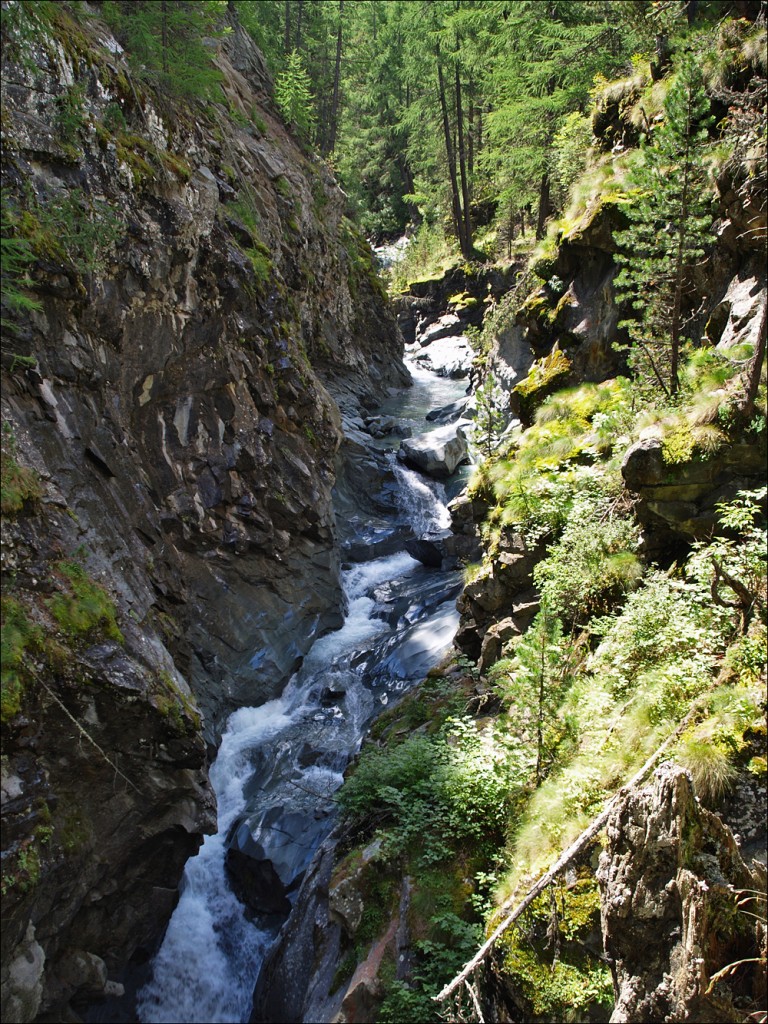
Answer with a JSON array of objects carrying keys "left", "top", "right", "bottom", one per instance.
[
  {"left": 425, "top": 396, "right": 472, "bottom": 424},
  {"left": 397, "top": 423, "right": 470, "bottom": 478},
  {"left": 412, "top": 334, "right": 474, "bottom": 379},
  {"left": 416, "top": 312, "right": 462, "bottom": 346},
  {"left": 406, "top": 530, "right": 483, "bottom": 570}
]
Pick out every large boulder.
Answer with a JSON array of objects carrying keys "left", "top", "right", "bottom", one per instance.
[
  {"left": 426, "top": 396, "right": 472, "bottom": 424},
  {"left": 416, "top": 312, "right": 463, "bottom": 346},
  {"left": 397, "top": 424, "right": 470, "bottom": 478},
  {"left": 405, "top": 529, "right": 482, "bottom": 570}
]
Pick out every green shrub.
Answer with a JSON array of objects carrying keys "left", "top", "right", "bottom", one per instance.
[
  {"left": 0, "top": 427, "right": 42, "bottom": 514},
  {"left": 338, "top": 716, "right": 513, "bottom": 865},
  {"left": 488, "top": 378, "right": 632, "bottom": 542},
  {"left": 533, "top": 496, "right": 642, "bottom": 623},
  {"left": 1, "top": 597, "right": 41, "bottom": 722}
]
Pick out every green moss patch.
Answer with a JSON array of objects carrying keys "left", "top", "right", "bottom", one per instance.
[
  {"left": 496, "top": 875, "right": 613, "bottom": 1022},
  {"left": 48, "top": 560, "right": 123, "bottom": 644}
]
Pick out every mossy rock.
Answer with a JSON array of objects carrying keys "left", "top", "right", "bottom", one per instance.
[
  {"left": 47, "top": 561, "right": 123, "bottom": 645},
  {"left": 531, "top": 254, "right": 559, "bottom": 281},
  {"left": 495, "top": 876, "right": 612, "bottom": 1022},
  {"left": 514, "top": 346, "right": 573, "bottom": 425}
]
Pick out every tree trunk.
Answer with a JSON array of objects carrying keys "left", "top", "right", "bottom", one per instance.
[
  {"left": 295, "top": 0, "right": 304, "bottom": 49},
  {"left": 536, "top": 636, "right": 545, "bottom": 785},
  {"left": 437, "top": 49, "right": 465, "bottom": 254},
  {"left": 536, "top": 172, "right": 551, "bottom": 239},
  {"left": 325, "top": 0, "right": 344, "bottom": 155},
  {"left": 670, "top": 85, "right": 696, "bottom": 397},
  {"left": 316, "top": 40, "right": 329, "bottom": 153},
  {"left": 741, "top": 298, "right": 767, "bottom": 419},
  {"left": 284, "top": 0, "right": 291, "bottom": 54},
  {"left": 455, "top": 60, "right": 473, "bottom": 259},
  {"left": 161, "top": 0, "right": 169, "bottom": 76},
  {"left": 467, "top": 80, "right": 474, "bottom": 177}
]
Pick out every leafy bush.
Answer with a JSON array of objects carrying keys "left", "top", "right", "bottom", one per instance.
[
  {"left": 487, "top": 378, "right": 632, "bottom": 542},
  {"left": 338, "top": 716, "right": 513, "bottom": 864},
  {"left": 533, "top": 496, "right": 642, "bottom": 623}
]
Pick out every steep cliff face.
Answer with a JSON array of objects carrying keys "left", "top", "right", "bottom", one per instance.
[
  {"left": 2, "top": 7, "right": 406, "bottom": 740},
  {"left": 1, "top": 6, "right": 406, "bottom": 1021}
]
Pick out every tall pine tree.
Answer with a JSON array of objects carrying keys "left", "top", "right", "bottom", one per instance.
[{"left": 614, "top": 57, "right": 714, "bottom": 398}]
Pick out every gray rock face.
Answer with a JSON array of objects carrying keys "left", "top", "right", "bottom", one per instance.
[
  {"left": 598, "top": 764, "right": 766, "bottom": 1024},
  {"left": 250, "top": 839, "right": 346, "bottom": 1024},
  {"left": 455, "top": 531, "right": 545, "bottom": 662},
  {"left": 621, "top": 435, "right": 767, "bottom": 553},
  {"left": 2, "top": 8, "right": 407, "bottom": 746},
  {"left": 0, "top": 9, "right": 406, "bottom": 1023},
  {"left": 397, "top": 423, "right": 470, "bottom": 478}
]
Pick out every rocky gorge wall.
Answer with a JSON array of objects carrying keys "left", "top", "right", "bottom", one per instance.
[{"left": 1, "top": 6, "right": 406, "bottom": 1021}]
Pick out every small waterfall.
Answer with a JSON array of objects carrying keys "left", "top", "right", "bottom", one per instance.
[
  {"left": 136, "top": 702, "right": 293, "bottom": 1024},
  {"left": 393, "top": 455, "right": 451, "bottom": 535}
]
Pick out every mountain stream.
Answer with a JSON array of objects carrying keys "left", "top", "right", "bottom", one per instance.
[{"left": 136, "top": 361, "right": 470, "bottom": 1023}]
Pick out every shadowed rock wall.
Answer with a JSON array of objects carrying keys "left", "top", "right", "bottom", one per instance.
[{"left": 1, "top": 8, "right": 406, "bottom": 1021}]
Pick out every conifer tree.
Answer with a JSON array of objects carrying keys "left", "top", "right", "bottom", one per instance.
[
  {"left": 500, "top": 607, "right": 569, "bottom": 785},
  {"left": 274, "top": 48, "right": 315, "bottom": 142},
  {"left": 472, "top": 372, "right": 506, "bottom": 459},
  {"left": 614, "top": 58, "right": 714, "bottom": 398},
  {"left": 102, "top": 0, "right": 226, "bottom": 99}
]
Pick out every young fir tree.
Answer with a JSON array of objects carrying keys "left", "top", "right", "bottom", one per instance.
[
  {"left": 0, "top": 202, "right": 41, "bottom": 334},
  {"left": 614, "top": 57, "right": 714, "bottom": 399},
  {"left": 472, "top": 371, "right": 506, "bottom": 459},
  {"left": 498, "top": 607, "right": 569, "bottom": 786},
  {"left": 274, "top": 49, "right": 316, "bottom": 143}
]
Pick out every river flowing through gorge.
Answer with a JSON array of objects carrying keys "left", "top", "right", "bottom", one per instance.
[{"left": 135, "top": 361, "right": 471, "bottom": 1024}]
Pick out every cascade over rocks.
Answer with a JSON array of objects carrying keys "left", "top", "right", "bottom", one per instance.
[{"left": 0, "top": 9, "right": 406, "bottom": 1022}]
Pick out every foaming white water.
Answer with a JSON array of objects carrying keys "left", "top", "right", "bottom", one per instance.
[
  {"left": 138, "top": 700, "right": 293, "bottom": 1024},
  {"left": 394, "top": 459, "right": 450, "bottom": 534},
  {"left": 137, "top": 553, "right": 426, "bottom": 1024},
  {"left": 297, "top": 552, "right": 418, "bottom": 676}
]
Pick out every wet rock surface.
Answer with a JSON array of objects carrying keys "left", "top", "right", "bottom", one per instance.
[{"left": 398, "top": 422, "right": 470, "bottom": 478}]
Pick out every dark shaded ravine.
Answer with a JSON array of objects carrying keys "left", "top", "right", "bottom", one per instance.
[{"left": 133, "top": 361, "right": 470, "bottom": 1024}]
